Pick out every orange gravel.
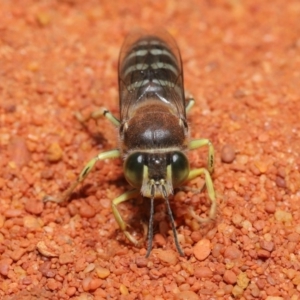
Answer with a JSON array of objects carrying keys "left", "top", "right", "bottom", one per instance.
[{"left": 1, "top": 1, "right": 300, "bottom": 299}]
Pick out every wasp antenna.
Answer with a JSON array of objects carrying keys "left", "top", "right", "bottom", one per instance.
[
  {"left": 162, "top": 185, "right": 184, "bottom": 256},
  {"left": 146, "top": 184, "right": 155, "bottom": 258}
]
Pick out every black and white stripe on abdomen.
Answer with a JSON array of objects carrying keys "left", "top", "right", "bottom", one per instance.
[{"left": 120, "top": 37, "right": 182, "bottom": 94}]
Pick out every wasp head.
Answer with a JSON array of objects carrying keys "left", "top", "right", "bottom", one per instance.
[{"left": 123, "top": 150, "right": 190, "bottom": 256}]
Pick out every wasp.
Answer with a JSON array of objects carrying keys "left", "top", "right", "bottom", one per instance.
[{"left": 46, "top": 30, "right": 216, "bottom": 257}]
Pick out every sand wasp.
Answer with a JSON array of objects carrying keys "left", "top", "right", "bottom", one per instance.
[{"left": 46, "top": 30, "right": 216, "bottom": 256}]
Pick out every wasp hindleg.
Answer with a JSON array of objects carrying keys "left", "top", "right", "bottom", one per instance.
[
  {"left": 185, "top": 96, "right": 195, "bottom": 114},
  {"left": 44, "top": 149, "right": 120, "bottom": 203},
  {"left": 111, "top": 189, "right": 148, "bottom": 247}
]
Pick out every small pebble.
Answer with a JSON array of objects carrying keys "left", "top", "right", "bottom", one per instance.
[
  {"left": 66, "top": 287, "right": 77, "bottom": 296},
  {"left": 3, "top": 103, "right": 16, "bottom": 113},
  {"left": 36, "top": 241, "right": 59, "bottom": 257},
  {"left": 82, "top": 277, "right": 92, "bottom": 292},
  {"left": 175, "top": 290, "right": 200, "bottom": 300},
  {"left": 153, "top": 249, "right": 178, "bottom": 265},
  {"left": 287, "top": 233, "right": 300, "bottom": 242},
  {"left": 23, "top": 215, "right": 41, "bottom": 229},
  {"left": 95, "top": 266, "right": 110, "bottom": 279},
  {"left": 154, "top": 233, "right": 167, "bottom": 246},
  {"left": 286, "top": 268, "right": 296, "bottom": 280},
  {"left": 212, "top": 243, "right": 223, "bottom": 258},
  {"left": 190, "top": 231, "right": 202, "bottom": 242},
  {"left": 223, "top": 270, "right": 237, "bottom": 284},
  {"left": 221, "top": 144, "right": 236, "bottom": 163},
  {"left": 224, "top": 245, "right": 242, "bottom": 260},
  {"left": 237, "top": 272, "right": 250, "bottom": 289},
  {"left": 0, "top": 258, "right": 13, "bottom": 276},
  {"left": 77, "top": 292, "right": 94, "bottom": 300},
  {"left": 47, "top": 142, "right": 63, "bottom": 162},
  {"left": 79, "top": 203, "right": 97, "bottom": 218},
  {"left": 84, "top": 263, "right": 95, "bottom": 273},
  {"left": 265, "top": 201, "right": 276, "bottom": 213},
  {"left": 232, "top": 213, "right": 243, "bottom": 225},
  {"left": 41, "top": 169, "right": 54, "bottom": 179},
  {"left": 25, "top": 198, "right": 44, "bottom": 215},
  {"left": 89, "top": 278, "right": 102, "bottom": 290},
  {"left": 10, "top": 248, "right": 27, "bottom": 261},
  {"left": 258, "top": 133, "right": 269, "bottom": 142},
  {"left": 4, "top": 209, "right": 23, "bottom": 218},
  {"left": 257, "top": 249, "right": 270, "bottom": 258},
  {"left": 194, "top": 266, "right": 213, "bottom": 279},
  {"left": 9, "top": 136, "right": 31, "bottom": 167},
  {"left": 39, "top": 261, "right": 56, "bottom": 278},
  {"left": 274, "top": 210, "right": 292, "bottom": 222},
  {"left": 275, "top": 176, "right": 286, "bottom": 188},
  {"left": 254, "top": 161, "right": 268, "bottom": 173},
  {"left": 260, "top": 240, "right": 274, "bottom": 252},
  {"left": 136, "top": 257, "right": 148, "bottom": 268},
  {"left": 59, "top": 253, "right": 74, "bottom": 264},
  {"left": 232, "top": 285, "right": 244, "bottom": 297},
  {"left": 250, "top": 284, "right": 261, "bottom": 297},
  {"left": 120, "top": 284, "right": 129, "bottom": 295},
  {"left": 47, "top": 278, "right": 61, "bottom": 291},
  {"left": 292, "top": 275, "right": 300, "bottom": 285},
  {"left": 253, "top": 220, "right": 265, "bottom": 231},
  {"left": 193, "top": 239, "right": 211, "bottom": 261},
  {"left": 75, "top": 258, "right": 86, "bottom": 272}
]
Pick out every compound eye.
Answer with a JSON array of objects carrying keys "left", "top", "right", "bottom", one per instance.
[
  {"left": 124, "top": 153, "right": 144, "bottom": 188},
  {"left": 171, "top": 152, "right": 189, "bottom": 187}
]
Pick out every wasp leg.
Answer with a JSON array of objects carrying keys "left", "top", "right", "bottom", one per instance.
[
  {"left": 44, "top": 149, "right": 120, "bottom": 203},
  {"left": 75, "top": 108, "right": 120, "bottom": 126},
  {"left": 185, "top": 96, "right": 195, "bottom": 114},
  {"left": 111, "top": 189, "right": 145, "bottom": 246},
  {"left": 186, "top": 168, "right": 217, "bottom": 222},
  {"left": 189, "top": 139, "right": 214, "bottom": 174}
]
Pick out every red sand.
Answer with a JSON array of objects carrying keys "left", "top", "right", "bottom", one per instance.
[{"left": 1, "top": 1, "right": 300, "bottom": 299}]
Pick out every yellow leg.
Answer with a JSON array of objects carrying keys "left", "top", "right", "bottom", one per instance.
[
  {"left": 185, "top": 96, "right": 195, "bottom": 114},
  {"left": 189, "top": 139, "right": 214, "bottom": 173},
  {"left": 44, "top": 149, "right": 120, "bottom": 203},
  {"left": 111, "top": 189, "right": 145, "bottom": 246},
  {"left": 75, "top": 108, "right": 120, "bottom": 126},
  {"left": 187, "top": 168, "right": 217, "bottom": 222}
]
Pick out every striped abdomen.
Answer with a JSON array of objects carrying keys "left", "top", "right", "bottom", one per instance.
[{"left": 118, "top": 32, "right": 186, "bottom": 122}]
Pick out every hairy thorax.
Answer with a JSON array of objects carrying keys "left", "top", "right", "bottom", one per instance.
[{"left": 121, "top": 102, "right": 188, "bottom": 153}]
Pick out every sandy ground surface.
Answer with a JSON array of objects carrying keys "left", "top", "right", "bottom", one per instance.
[{"left": 1, "top": 0, "right": 300, "bottom": 299}]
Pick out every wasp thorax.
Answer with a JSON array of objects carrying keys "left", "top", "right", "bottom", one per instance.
[{"left": 122, "top": 103, "right": 187, "bottom": 150}]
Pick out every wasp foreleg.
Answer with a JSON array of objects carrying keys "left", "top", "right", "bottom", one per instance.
[
  {"left": 111, "top": 189, "right": 147, "bottom": 247},
  {"left": 186, "top": 168, "right": 217, "bottom": 223}
]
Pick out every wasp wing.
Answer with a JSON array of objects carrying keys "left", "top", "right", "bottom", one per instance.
[{"left": 118, "top": 30, "right": 186, "bottom": 122}]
